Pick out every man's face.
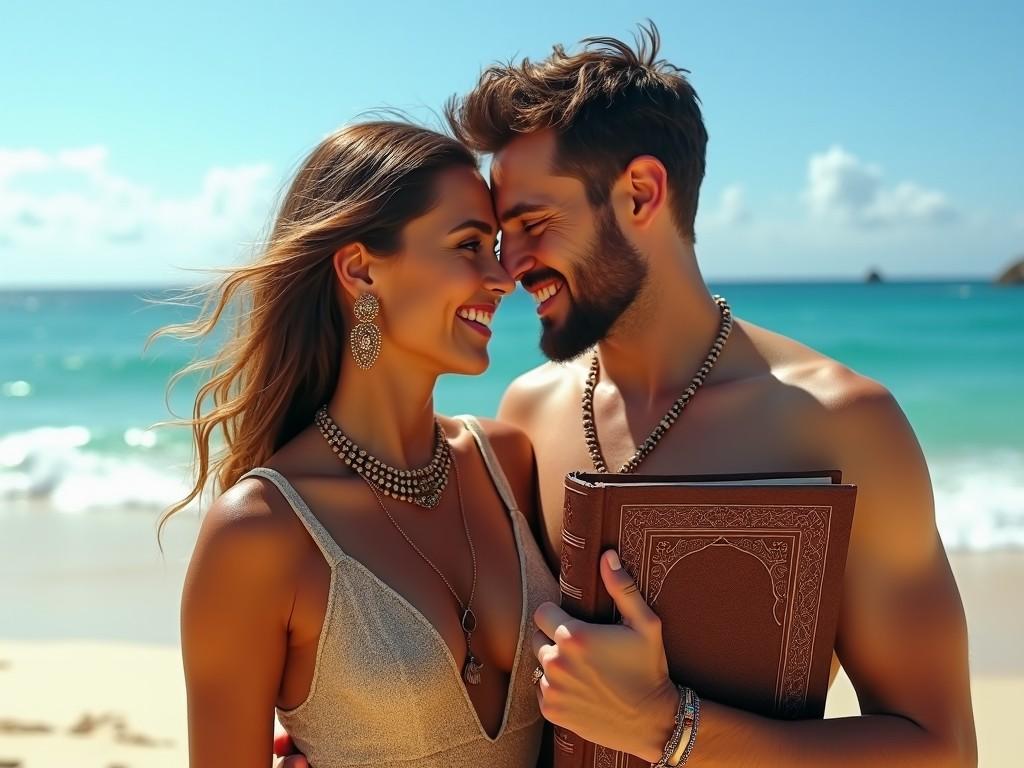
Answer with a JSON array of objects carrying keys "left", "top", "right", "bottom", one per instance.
[{"left": 490, "top": 130, "right": 647, "bottom": 362}]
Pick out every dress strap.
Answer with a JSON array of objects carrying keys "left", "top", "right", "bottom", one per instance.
[
  {"left": 239, "top": 467, "right": 345, "bottom": 567},
  {"left": 455, "top": 415, "right": 520, "bottom": 515}
]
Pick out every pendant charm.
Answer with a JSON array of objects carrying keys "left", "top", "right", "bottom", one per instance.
[
  {"left": 463, "top": 654, "right": 483, "bottom": 685},
  {"left": 418, "top": 489, "right": 441, "bottom": 509},
  {"left": 461, "top": 611, "right": 482, "bottom": 684}
]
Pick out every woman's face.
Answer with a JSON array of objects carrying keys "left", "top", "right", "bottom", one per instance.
[{"left": 371, "top": 165, "right": 513, "bottom": 377}]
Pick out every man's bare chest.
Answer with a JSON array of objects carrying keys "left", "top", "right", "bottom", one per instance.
[{"left": 528, "top": 390, "right": 836, "bottom": 570}]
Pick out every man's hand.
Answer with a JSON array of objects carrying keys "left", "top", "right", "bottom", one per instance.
[
  {"left": 273, "top": 730, "right": 309, "bottom": 768},
  {"left": 531, "top": 549, "right": 679, "bottom": 763}
]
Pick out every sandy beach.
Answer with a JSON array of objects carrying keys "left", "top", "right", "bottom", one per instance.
[{"left": 0, "top": 505, "right": 1020, "bottom": 766}]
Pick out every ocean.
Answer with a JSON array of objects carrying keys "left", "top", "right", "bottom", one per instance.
[{"left": 2, "top": 281, "right": 1022, "bottom": 551}]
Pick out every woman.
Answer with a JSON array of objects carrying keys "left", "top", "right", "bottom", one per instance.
[{"left": 158, "top": 121, "right": 559, "bottom": 767}]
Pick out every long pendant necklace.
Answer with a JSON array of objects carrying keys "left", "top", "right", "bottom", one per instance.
[
  {"left": 364, "top": 453, "right": 484, "bottom": 685},
  {"left": 582, "top": 295, "right": 733, "bottom": 474},
  {"left": 317, "top": 415, "right": 485, "bottom": 686}
]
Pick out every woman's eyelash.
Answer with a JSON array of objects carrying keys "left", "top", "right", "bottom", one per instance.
[{"left": 458, "top": 239, "right": 482, "bottom": 252}]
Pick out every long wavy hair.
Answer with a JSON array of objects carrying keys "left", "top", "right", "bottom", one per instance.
[{"left": 150, "top": 121, "right": 477, "bottom": 550}]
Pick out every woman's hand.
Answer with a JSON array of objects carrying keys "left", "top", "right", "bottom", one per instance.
[{"left": 274, "top": 730, "right": 310, "bottom": 768}]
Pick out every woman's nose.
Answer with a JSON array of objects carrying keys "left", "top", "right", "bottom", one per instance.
[{"left": 483, "top": 255, "right": 516, "bottom": 296}]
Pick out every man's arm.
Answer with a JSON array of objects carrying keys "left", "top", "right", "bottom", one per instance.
[{"left": 532, "top": 384, "right": 977, "bottom": 766}]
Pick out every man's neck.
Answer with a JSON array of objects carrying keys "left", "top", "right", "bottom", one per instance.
[{"left": 594, "top": 252, "right": 727, "bottom": 408}]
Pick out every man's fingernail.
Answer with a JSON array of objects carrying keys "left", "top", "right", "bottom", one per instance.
[{"left": 607, "top": 551, "right": 622, "bottom": 570}]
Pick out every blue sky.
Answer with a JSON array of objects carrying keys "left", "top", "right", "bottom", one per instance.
[{"left": 2, "top": 0, "right": 1022, "bottom": 286}]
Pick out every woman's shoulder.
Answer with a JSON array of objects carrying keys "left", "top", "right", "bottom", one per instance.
[
  {"left": 473, "top": 416, "right": 533, "bottom": 459},
  {"left": 194, "top": 474, "right": 310, "bottom": 570},
  {"left": 440, "top": 414, "right": 534, "bottom": 464},
  {"left": 196, "top": 433, "right": 344, "bottom": 568},
  {"left": 441, "top": 414, "right": 537, "bottom": 516}
]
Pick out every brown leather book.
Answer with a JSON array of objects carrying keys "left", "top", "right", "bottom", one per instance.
[{"left": 553, "top": 470, "right": 857, "bottom": 768}]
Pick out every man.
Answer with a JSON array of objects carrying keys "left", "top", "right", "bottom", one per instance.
[{"left": 278, "top": 25, "right": 976, "bottom": 766}]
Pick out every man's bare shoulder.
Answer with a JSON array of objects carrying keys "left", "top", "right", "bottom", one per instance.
[
  {"left": 497, "top": 358, "right": 586, "bottom": 429},
  {"left": 742, "top": 320, "right": 933, "bottom": 549},
  {"left": 508, "top": 358, "right": 584, "bottom": 394},
  {"left": 740, "top": 319, "right": 895, "bottom": 419}
]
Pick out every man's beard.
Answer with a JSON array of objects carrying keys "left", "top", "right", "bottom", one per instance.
[{"left": 540, "top": 206, "right": 648, "bottom": 362}]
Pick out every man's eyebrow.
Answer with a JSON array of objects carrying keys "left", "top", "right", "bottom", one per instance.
[
  {"left": 498, "top": 202, "right": 548, "bottom": 223},
  {"left": 447, "top": 219, "right": 494, "bottom": 236}
]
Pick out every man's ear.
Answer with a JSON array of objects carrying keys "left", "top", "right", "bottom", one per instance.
[
  {"left": 332, "top": 243, "right": 375, "bottom": 301},
  {"left": 616, "top": 155, "right": 668, "bottom": 229}
]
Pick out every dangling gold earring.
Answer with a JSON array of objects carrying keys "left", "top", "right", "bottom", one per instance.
[{"left": 349, "top": 293, "right": 382, "bottom": 370}]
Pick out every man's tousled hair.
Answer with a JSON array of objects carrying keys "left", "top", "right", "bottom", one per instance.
[{"left": 446, "top": 21, "right": 708, "bottom": 240}]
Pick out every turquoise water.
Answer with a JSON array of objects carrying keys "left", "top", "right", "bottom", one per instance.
[{"left": 1, "top": 282, "right": 1022, "bottom": 549}]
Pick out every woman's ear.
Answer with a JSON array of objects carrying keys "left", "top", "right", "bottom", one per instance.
[
  {"left": 332, "top": 243, "right": 375, "bottom": 301},
  {"left": 616, "top": 155, "right": 668, "bottom": 229}
]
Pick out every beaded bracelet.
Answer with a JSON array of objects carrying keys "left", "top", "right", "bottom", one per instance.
[
  {"left": 651, "top": 685, "right": 691, "bottom": 768},
  {"left": 676, "top": 689, "right": 701, "bottom": 766}
]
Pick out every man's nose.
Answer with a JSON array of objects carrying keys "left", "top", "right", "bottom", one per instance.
[{"left": 498, "top": 240, "right": 535, "bottom": 284}]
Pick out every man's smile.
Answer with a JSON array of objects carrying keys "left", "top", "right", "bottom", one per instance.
[{"left": 526, "top": 278, "right": 565, "bottom": 315}]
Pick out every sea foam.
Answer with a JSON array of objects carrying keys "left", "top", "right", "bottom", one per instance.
[
  {"left": 1, "top": 426, "right": 1021, "bottom": 551},
  {"left": 0, "top": 426, "right": 195, "bottom": 515}
]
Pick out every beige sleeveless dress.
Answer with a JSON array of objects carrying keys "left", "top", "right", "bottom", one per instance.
[{"left": 240, "top": 416, "right": 559, "bottom": 768}]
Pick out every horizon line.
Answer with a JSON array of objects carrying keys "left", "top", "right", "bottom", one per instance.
[{"left": 0, "top": 274, "right": 1011, "bottom": 293}]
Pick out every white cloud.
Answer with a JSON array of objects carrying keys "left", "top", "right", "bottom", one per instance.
[
  {"left": 0, "top": 149, "right": 49, "bottom": 182},
  {"left": 717, "top": 184, "right": 751, "bottom": 226},
  {"left": 698, "top": 183, "right": 751, "bottom": 234},
  {"left": 0, "top": 146, "right": 275, "bottom": 285},
  {"left": 697, "top": 149, "right": 1018, "bottom": 279},
  {"left": 804, "top": 146, "right": 956, "bottom": 227}
]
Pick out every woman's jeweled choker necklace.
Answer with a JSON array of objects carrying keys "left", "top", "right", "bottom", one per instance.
[{"left": 314, "top": 405, "right": 452, "bottom": 509}]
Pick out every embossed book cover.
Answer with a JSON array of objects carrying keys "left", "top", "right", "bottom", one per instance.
[{"left": 554, "top": 471, "right": 857, "bottom": 768}]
